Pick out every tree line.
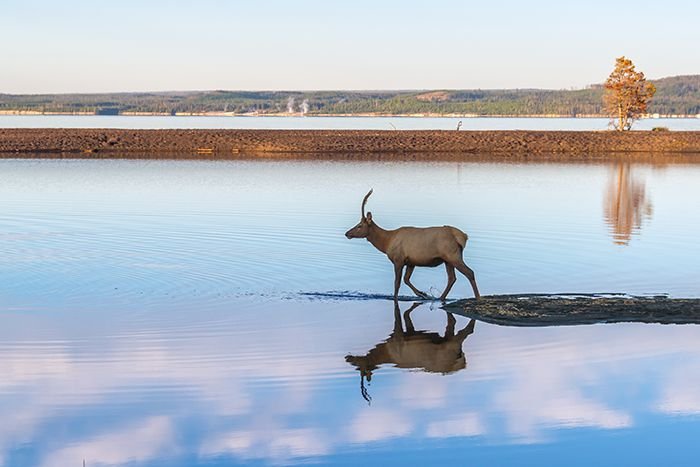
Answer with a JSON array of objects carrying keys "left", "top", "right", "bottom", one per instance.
[{"left": 1, "top": 75, "right": 698, "bottom": 117}]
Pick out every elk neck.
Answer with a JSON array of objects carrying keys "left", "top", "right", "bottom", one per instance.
[
  {"left": 364, "top": 342, "right": 391, "bottom": 368},
  {"left": 366, "top": 222, "right": 393, "bottom": 254}
]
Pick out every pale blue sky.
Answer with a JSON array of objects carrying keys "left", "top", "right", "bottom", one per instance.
[{"left": 2, "top": 0, "right": 699, "bottom": 93}]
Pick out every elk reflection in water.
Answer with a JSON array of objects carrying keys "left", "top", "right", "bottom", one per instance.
[{"left": 346, "top": 302, "right": 476, "bottom": 403}]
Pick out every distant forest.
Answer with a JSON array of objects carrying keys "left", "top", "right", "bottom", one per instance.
[{"left": 2, "top": 75, "right": 699, "bottom": 117}]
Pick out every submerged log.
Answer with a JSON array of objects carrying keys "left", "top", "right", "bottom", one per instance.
[{"left": 442, "top": 293, "right": 700, "bottom": 326}]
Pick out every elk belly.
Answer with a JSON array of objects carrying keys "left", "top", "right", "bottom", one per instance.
[{"left": 407, "top": 256, "right": 445, "bottom": 267}]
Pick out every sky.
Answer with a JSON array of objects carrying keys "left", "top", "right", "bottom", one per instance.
[{"left": 2, "top": 0, "right": 699, "bottom": 93}]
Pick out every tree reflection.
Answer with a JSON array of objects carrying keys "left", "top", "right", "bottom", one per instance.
[
  {"left": 604, "top": 163, "right": 653, "bottom": 245},
  {"left": 346, "top": 301, "right": 475, "bottom": 403}
]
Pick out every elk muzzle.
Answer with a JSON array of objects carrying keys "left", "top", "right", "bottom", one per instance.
[{"left": 345, "top": 221, "right": 365, "bottom": 239}]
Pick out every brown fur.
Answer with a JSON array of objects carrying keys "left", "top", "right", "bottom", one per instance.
[{"left": 345, "top": 190, "right": 480, "bottom": 301}]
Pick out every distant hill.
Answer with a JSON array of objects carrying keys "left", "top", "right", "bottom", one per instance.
[
  {"left": 1, "top": 75, "right": 699, "bottom": 117},
  {"left": 647, "top": 75, "right": 700, "bottom": 115}
]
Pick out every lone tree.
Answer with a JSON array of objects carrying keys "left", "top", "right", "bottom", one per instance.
[{"left": 604, "top": 56, "right": 656, "bottom": 131}]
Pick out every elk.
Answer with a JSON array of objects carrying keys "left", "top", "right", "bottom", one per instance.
[
  {"left": 345, "top": 189, "right": 480, "bottom": 301},
  {"left": 346, "top": 302, "right": 476, "bottom": 403}
]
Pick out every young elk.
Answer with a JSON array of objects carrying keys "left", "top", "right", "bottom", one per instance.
[{"left": 345, "top": 189, "right": 480, "bottom": 301}]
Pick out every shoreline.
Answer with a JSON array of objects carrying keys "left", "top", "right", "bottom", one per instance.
[{"left": 2, "top": 129, "right": 700, "bottom": 156}]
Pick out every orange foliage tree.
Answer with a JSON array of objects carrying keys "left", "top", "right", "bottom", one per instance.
[{"left": 604, "top": 56, "right": 656, "bottom": 131}]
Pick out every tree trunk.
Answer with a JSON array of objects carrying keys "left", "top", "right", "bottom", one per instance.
[{"left": 618, "top": 101, "right": 625, "bottom": 131}]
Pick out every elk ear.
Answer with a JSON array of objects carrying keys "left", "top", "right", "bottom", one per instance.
[{"left": 366, "top": 212, "right": 373, "bottom": 223}]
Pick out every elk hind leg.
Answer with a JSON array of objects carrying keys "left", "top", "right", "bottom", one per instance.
[
  {"left": 454, "top": 260, "right": 481, "bottom": 300},
  {"left": 444, "top": 312, "right": 457, "bottom": 337}
]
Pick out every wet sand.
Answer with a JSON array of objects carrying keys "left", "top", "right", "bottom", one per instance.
[
  {"left": 444, "top": 294, "right": 700, "bottom": 326},
  {"left": 2, "top": 129, "right": 700, "bottom": 157}
]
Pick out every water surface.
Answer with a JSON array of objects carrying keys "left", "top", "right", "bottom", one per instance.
[
  {"left": 1, "top": 114, "right": 699, "bottom": 131},
  {"left": 1, "top": 157, "right": 699, "bottom": 466}
]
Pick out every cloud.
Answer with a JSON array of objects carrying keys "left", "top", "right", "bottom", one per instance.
[
  {"left": 269, "top": 429, "right": 329, "bottom": 458},
  {"left": 3, "top": 300, "right": 700, "bottom": 465},
  {"left": 488, "top": 359, "right": 633, "bottom": 442},
  {"left": 41, "top": 416, "right": 174, "bottom": 467},
  {"left": 396, "top": 372, "right": 448, "bottom": 409},
  {"left": 533, "top": 396, "right": 631, "bottom": 429},
  {"left": 658, "top": 393, "right": 700, "bottom": 415},
  {"left": 656, "top": 362, "right": 700, "bottom": 415},
  {"left": 200, "top": 428, "right": 329, "bottom": 463},
  {"left": 201, "top": 431, "right": 253, "bottom": 456},
  {"left": 426, "top": 413, "right": 484, "bottom": 438},
  {"left": 348, "top": 409, "right": 412, "bottom": 443}
]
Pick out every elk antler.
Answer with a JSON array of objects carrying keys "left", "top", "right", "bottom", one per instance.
[{"left": 361, "top": 189, "right": 373, "bottom": 219}]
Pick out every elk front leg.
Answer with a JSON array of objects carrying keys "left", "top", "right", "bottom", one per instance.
[
  {"left": 403, "top": 265, "right": 429, "bottom": 299},
  {"left": 440, "top": 263, "right": 457, "bottom": 301},
  {"left": 403, "top": 302, "right": 421, "bottom": 334},
  {"left": 392, "top": 300, "right": 404, "bottom": 334},
  {"left": 455, "top": 260, "right": 481, "bottom": 300},
  {"left": 393, "top": 263, "right": 404, "bottom": 300}
]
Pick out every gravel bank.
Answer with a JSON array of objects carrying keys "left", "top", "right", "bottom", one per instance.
[{"left": 2, "top": 129, "right": 700, "bottom": 156}]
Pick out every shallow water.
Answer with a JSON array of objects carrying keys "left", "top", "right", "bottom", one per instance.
[
  {"left": 1, "top": 114, "right": 700, "bottom": 131},
  {"left": 1, "top": 157, "right": 700, "bottom": 466}
]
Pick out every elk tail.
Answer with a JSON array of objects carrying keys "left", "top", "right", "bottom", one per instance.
[{"left": 449, "top": 227, "right": 469, "bottom": 250}]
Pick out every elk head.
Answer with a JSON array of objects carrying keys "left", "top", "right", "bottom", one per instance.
[
  {"left": 345, "top": 355, "right": 374, "bottom": 404},
  {"left": 345, "top": 189, "right": 374, "bottom": 239}
]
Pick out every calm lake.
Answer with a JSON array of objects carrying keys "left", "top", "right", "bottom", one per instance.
[
  {"left": 1, "top": 156, "right": 700, "bottom": 466},
  {"left": 1, "top": 114, "right": 700, "bottom": 131}
]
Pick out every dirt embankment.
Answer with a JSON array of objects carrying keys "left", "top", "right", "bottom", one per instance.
[{"left": 2, "top": 129, "right": 700, "bottom": 156}]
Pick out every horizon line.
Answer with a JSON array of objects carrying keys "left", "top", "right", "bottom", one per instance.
[{"left": 5, "top": 74, "right": 698, "bottom": 97}]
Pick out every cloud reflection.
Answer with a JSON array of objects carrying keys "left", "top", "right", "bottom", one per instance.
[
  {"left": 349, "top": 409, "right": 413, "bottom": 443},
  {"left": 0, "top": 299, "right": 699, "bottom": 465},
  {"left": 656, "top": 363, "right": 700, "bottom": 415},
  {"left": 41, "top": 417, "right": 174, "bottom": 467},
  {"left": 426, "top": 413, "right": 484, "bottom": 439},
  {"left": 201, "top": 427, "right": 330, "bottom": 462}
]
